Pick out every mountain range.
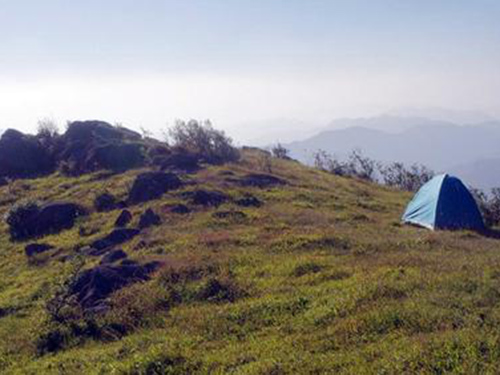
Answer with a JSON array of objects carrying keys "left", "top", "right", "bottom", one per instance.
[{"left": 285, "top": 115, "right": 500, "bottom": 190}]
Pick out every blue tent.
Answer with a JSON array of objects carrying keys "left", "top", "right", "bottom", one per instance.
[{"left": 402, "top": 174, "right": 484, "bottom": 231}]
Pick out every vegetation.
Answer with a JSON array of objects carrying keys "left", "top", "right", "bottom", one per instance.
[
  {"left": 2, "top": 135, "right": 500, "bottom": 373},
  {"left": 167, "top": 120, "right": 240, "bottom": 165}
]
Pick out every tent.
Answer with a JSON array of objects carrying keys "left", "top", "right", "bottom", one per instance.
[{"left": 402, "top": 174, "right": 484, "bottom": 231}]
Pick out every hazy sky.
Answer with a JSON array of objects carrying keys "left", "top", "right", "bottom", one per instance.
[{"left": 0, "top": 0, "right": 499, "bottom": 143}]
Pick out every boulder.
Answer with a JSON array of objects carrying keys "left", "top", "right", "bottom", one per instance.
[
  {"left": 184, "top": 190, "right": 228, "bottom": 207},
  {"left": 99, "top": 249, "right": 128, "bottom": 264},
  {"left": 94, "top": 192, "right": 117, "bottom": 212},
  {"left": 25, "top": 243, "right": 54, "bottom": 257},
  {"left": 91, "top": 228, "right": 140, "bottom": 251},
  {"left": 235, "top": 195, "right": 262, "bottom": 207},
  {"left": 69, "top": 261, "right": 160, "bottom": 309},
  {"left": 85, "top": 142, "right": 145, "bottom": 172},
  {"left": 128, "top": 172, "right": 182, "bottom": 204},
  {"left": 155, "top": 152, "right": 200, "bottom": 172},
  {"left": 212, "top": 211, "right": 247, "bottom": 220},
  {"left": 138, "top": 209, "right": 161, "bottom": 229},
  {"left": 56, "top": 121, "right": 145, "bottom": 175},
  {"left": 168, "top": 204, "right": 191, "bottom": 214},
  {"left": 0, "top": 129, "right": 55, "bottom": 178},
  {"left": 7, "top": 202, "right": 86, "bottom": 241},
  {"left": 114, "top": 209, "right": 132, "bottom": 227},
  {"left": 230, "top": 173, "right": 286, "bottom": 188}
]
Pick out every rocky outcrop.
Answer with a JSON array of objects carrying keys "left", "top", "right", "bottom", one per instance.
[
  {"left": 128, "top": 172, "right": 182, "bottom": 204},
  {"left": 7, "top": 202, "right": 86, "bottom": 241},
  {"left": 69, "top": 260, "right": 160, "bottom": 309},
  {"left": 114, "top": 210, "right": 132, "bottom": 227},
  {"left": 0, "top": 129, "right": 55, "bottom": 178},
  {"left": 138, "top": 209, "right": 161, "bottom": 229},
  {"left": 56, "top": 121, "right": 145, "bottom": 175}
]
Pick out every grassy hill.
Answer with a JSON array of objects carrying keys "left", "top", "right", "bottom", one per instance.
[{"left": 1, "top": 149, "right": 500, "bottom": 374}]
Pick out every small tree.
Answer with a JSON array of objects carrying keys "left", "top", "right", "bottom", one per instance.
[
  {"left": 168, "top": 120, "right": 239, "bottom": 165},
  {"left": 471, "top": 188, "right": 500, "bottom": 228},
  {"left": 379, "top": 162, "right": 434, "bottom": 192},
  {"left": 271, "top": 143, "right": 290, "bottom": 159},
  {"left": 37, "top": 118, "right": 60, "bottom": 150}
]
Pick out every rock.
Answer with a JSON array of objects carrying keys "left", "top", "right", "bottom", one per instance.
[
  {"left": 0, "top": 129, "right": 55, "bottom": 178},
  {"left": 0, "top": 177, "right": 9, "bottom": 186},
  {"left": 212, "top": 211, "right": 247, "bottom": 220},
  {"left": 69, "top": 261, "right": 161, "bottom": 309},
  {"left": 91, "top": 228, "right": 140, "bottom": 251},
  {"left": 184, "top": 190, "right": 228, "bottom": 207},
  {"left": 235, "top": 195, "right": 262, "bottom": 207},
  {"left": 99, "top": 249, "right": 128, "bottom": 264},
  {"left": 56, "top": 121, "right": 145, "bottom": 175},
  {"left": 7, "top": 202, "right": 87, "bottom": 241},
  {"left": 85, "top": 142, "right": 145, "bottom": 172},
  {"left": 168, "top": 204, "right": 191, "bottom": 214},
  {"left": 114, "top": 209, "right": 132, "bottom": 227},
  {"left": 25, "top": 243, "right": 54, "bottom": 257},
  {"left": 230, "top": 173, "right": 286, "bottom": 188},
  {"left": 128, "top": 172, "right": 182, "bottom": 204},
  {"left": 138, "top": 209, "right": 161, "bottom": 229},
  {"left": 155, "top": 152, "right": 200, "bottom": 172},
  {"left": 94, "top": 192, "right": 117, "bottom": 212}
]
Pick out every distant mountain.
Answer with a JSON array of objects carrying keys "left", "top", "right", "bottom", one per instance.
[
  {"left": 450, "top": 158, "right": 500, "bottom": 191},
  {"left": 286, "top": 116, "right": 500, "bottom": 190},
  {"left": 387, "top": 107, "right": 497, "bottom": 125}
]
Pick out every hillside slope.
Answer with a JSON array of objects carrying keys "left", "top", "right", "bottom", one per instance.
[{"left": 1, "top": 149, "right": 500, "bottom": 374}]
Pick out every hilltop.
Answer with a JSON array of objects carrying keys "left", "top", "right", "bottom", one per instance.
[{"left": 1, "top": 122, "right": 500, "bottom": 374}]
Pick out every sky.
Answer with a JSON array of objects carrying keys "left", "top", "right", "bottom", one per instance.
[{"left": 0, "top": 0, "right": 499, "bottom": 143}]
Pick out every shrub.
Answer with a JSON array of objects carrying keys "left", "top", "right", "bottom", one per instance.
[
  {"left": 313, "top": 149, "right": 377, "bottom": 181},
  {"left": 379, "top": 162, "right": 435, "bottom": 192},
  {"left": 471, "top": 188, "right": 500, "bottom": 227},
  {"left": 36, "top": 118, "right": 60, "bottom": 149},
  {"left": 271, "top": 143, "right": 290, "bottom": 159},
  {"left": 167, "top": 120, "right": 239, "bottom": 164}
]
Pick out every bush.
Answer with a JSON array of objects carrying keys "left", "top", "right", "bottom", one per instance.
[
  {"left": 379, "top": 162, "right": 435, "bottom": 192},
  {"left": 313, "top": 149, "right": 376, "bottom": 181},
  {"left": 471, "top": 188, "right": 500, "bottom": 227},
  {"left": 167, "top": 120, "right": 239, "bottom": 165},
  {"left": 271, "top": 143, "right": 290, "bottom": 159}
]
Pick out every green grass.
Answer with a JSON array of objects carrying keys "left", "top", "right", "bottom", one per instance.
[{"left": 1, "top": 150, "right": 500, "bottom": 374}]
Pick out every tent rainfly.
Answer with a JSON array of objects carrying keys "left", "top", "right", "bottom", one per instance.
[{"left": 402, "top": 174, "right": 484, "bottom": 231}]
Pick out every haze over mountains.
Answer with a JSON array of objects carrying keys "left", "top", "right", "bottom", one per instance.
[{"left": 284, "top": 111, "right": 500, "bottom": 190}]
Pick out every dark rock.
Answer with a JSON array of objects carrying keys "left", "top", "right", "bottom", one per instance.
[
  {"left": 184, "top": 190, "right": 228, "bottom": 207},
  {"left": 56, "top": 121, "right": 145, "bottom": 175},
  {"left": 0, "top": 129, "right": 55, "bottom": 178},
  {"left": 138, "top": 209, "right": 161, "bottom": 229},
  {"left": 25, "top": 243, "right": 54, "bottom": 257},
  {"left": 100, "top": 249, "right": 128, "bottom": 264},
  {"left": 91, "top": 228, "right": 140, "bottom": 251},
  {"left": 128, "top": 172, "right": 182, "bottom": 204},
  {"left": 230, "top": 173, "right": 286, "bottom": 188},
  {"left": 235, "top": 195, "right": 262, "bottom": 207},
  {"left": 86, "top": 142, "right": 145, "bottom": 172},
  {"left": 155, "top": 152, "right": 200, "bottom": 172},
  {"left": 94, "top": 192, "right": 117, "bottom": 212},
  {"left": 69, "top": 261, "right": 161, "bottom": 308},
  {"left": 212, "top": 211, "right": 247, "bottom": 220},
  {"left": 7, "top": 202, "right": 87, "bottom": 241},
  {"left": 114, "top": 210, "right": 132, "bottom": 227},
  {"left": 168, "top": 204, "right": 191, "bottom": 214},
  {"left": 0, "top": 177, "right": 9, "bottom": 186}
]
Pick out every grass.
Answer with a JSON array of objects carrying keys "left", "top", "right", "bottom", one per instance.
[{"left": 1, "top": 150, "right": 500, "bottom": 373}]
